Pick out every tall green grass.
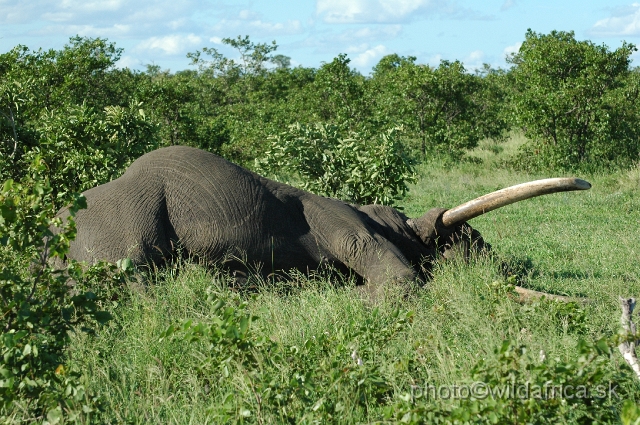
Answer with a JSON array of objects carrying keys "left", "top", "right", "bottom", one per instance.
[{"left": 69, "top": 136, "right": 640, "bottom": 423}]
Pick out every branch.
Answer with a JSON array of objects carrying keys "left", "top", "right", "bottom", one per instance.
[
  {"left": 0, "top": 105, "right": 19, "bottom": 159},
  {"left": 618, "top": 297, "right": 640, "bottom": 380},
  {"left": 512, "top": 286, "right": 586, "bottom": 303}
]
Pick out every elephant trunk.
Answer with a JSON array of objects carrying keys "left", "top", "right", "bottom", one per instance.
[{"left": 440, "top": 177, "right": 591, "bottom": 227}]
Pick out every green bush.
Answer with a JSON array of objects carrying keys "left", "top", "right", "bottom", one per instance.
[
  {"left": 160, "top": 291, "right": 412, "bottom": 423},
  {"left": 0, "top": 159, "right": 123, "bottom": 423},
  {"left": 386, "top": 338, "right": 632, "bottom": 424},
  {"left": 370, "top": 56, "right": 498, "bottom": 159},
  {"left": 256, "top": 123, "right": 415, "bottom": 205},
  {"left": 158, "top": 282, "right": 638, "bottom": 424},
  {"left": 508, "top": 30, "right": 640, "bottom": 170},
  {"left": 0, "top": 37, "right": 160, "bottom": 198},
  {"left": 27, "top": 101, "right": 159, "bottom": 199}
]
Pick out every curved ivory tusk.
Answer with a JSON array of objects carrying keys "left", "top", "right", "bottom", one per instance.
[{"left": 441, "top": 177, "right": 591, "bottom": 227}]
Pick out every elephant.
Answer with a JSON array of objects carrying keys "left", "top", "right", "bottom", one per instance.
[{"left": 52, "top": 145, "right": 591, "bottom": 291}]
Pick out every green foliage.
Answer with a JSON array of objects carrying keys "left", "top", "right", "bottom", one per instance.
[
  {"left": 256, "top": 122, "right": 415, "bottom": 205},
  {"left": 184, "top": 37, "right": 317, "bottom": 164},
  {"left": 371, "top": 56, "right": 499, "bottom": 159},
  {"left": 160, "top": 290, "right": 413, "bottom": 423},
  {"left": 303, "top": 54, "right": 369, "bottom": 125},
  {"left": 30, "top": 101, "right": 158, "bottom": 198},
  {"left": 138, "top": 262, "right": 637, "bottom": 424},
  {"left": 188, "top": 35, "right": 278, "bottom": 78},
  {"left": 387, "top": 338, "right": 627, "bottom": 424},
  {"left": 621, "top": 399, "right": 640, "bottom": 425},
  {"left": 159, "top": 296, "right": 261, "bottom": 388},
  {"left": 0, "top": 37, "right": 159, "bottom": 198},
  {"left": 472, "top": 64, "right": 511, "bottom": 145},
  {"left": 139, "top": 68, "right": 230, "bottom": 152},
  {"left": 508, "top": 29, "right": 640, "bottom": 169},
  {"left": 0, "top": 160, "right": 123, "bottom": 422}
]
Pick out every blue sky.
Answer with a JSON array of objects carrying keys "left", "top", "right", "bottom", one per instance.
[{"left": 1, "top": 0, "right": 639, "bottom": 74}]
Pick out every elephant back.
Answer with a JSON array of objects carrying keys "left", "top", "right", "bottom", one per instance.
[{"left": 127, "top": 146, "right": 294, "bottom": 262}]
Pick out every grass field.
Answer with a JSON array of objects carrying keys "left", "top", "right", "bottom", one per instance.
[{"left": 69, "top": 136, "right": 640, "bottom": 423}]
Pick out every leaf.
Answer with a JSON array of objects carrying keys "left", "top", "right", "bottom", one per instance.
[
  {"left": 93, "top": 311, "right": 113, "bottom": 324},
  {"left": 46, "top": 406, "right": 63, "bottom": 425}
]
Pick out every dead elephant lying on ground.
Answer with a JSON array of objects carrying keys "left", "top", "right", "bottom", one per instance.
[{"left": 51, "top": 145, "right": 591, "bottom": 293}]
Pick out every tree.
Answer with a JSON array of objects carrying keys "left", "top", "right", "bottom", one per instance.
[
  {"left": 187, "top": 35, "right": 278, "bottom": 80},
  {"left": 301, "top": 54, "right": 369, "bottom": 127},
  {"left": 0, "top": 37, "right": 158, "bottom": 198},
  {"left": 271, "top": 54, "right": 291, "bottom": 69},
  {"left": 185, "top": 36, "right": 316, "bottom": 164},
  {"left": 507, "top": 29, "right": 639, "bottom": 169},
  {"left": 471, "top": 64, "right": 510, "bottom": 145},
  {"left": 0, "top": 159, "right": 123, "bottom": 422},
  {"left": 371, "top": 56, "right": 484, "bottom": 158},
  {"left": 256, "top": 123, "right": 415, "bottom": 205}
]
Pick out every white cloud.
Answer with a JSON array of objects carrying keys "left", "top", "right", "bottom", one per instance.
[
  {"left": 466, "top": 50, "right": 483, "bottom": 62},
  {"left": 212, "top": 10, "right": 304, "bottom": 36},
  {"left": 210, "top": 36, "right": 223, "bottom": 45},
  {"left": 0, "top": 1, "right": 42, "bottom": 24},
  {"left": 345, "top": 25, "right": 403, "bottom": 40},
  {"left": 249, "top": 19, "right": 302, "bottom": 33},
  {"left": 59, "top": 0, "right": 125, "bottom": 13},
  {"left": 500, "top": 0, "right": 515, "bottom": 11},
  {"left": 590, "top": 3, "right": 640, "bottom": 36},
  {"left": 427, "top": 53, "right": 443, "bottom": 66},
  {"left": 137, "top": 34, "right": 202, "bottom": 55},
  {"left": 214, "top": 18, "right": 303, "bottom": 35},
  {"left": 315, "top": 0, "right": 489, "bottom": 23},
  {"left": 346, "top": 43, "right": 369, "bottom": 53},
  {"left": 127, "top": 4, "right": 192, "bottom": 26},
  {"left": 317, "top": 0, "right": 436, "bottom": 23},
  {"left": 288, "top": 25, "right": 402, "bottom": 57},
  {"left": 36, "top": 23, "right": 131, "bottom": 37},
  {"left": 463, "top": 50, "right": 484, "bottom": 71},
  {"left": 115, "top": 55, "right": 140, "bottom": 69},
  {"left": 352, "top": 44, "right": 388, "bottom": 67},
  {"left": 41, "top": 12, "right": 75, "bottom": 23},
  {"left": 238, "top": 9, "right": 259, "bottom": 20},
  {"left": 0, "top": 0, "right": 194, "bottom": 31},
  {"left": 168, "top": 18, "right": 188, "bottom": 30},
  {"left": 503, "top": 42, "right": 521, "bottom": 58}
]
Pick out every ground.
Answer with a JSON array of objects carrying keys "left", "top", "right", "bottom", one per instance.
[{"left": 69, "top": 134, "right": 640, "bottom": 423}]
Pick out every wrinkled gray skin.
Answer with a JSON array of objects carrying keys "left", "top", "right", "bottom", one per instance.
[{"left": 55, "top": 146, "right": 486, "bottom": 288}]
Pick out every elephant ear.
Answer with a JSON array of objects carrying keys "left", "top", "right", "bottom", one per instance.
[
  {"left": 406, "top": 208, "right": 449, "bottom": 244},
  {"left": 358, "top": 204, "right": 434, "bottom": 266}
]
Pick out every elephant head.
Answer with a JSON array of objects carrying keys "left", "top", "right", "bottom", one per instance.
[
  {"left": 353, "top": 177, "right": 590, "bottom": 286},
  {"left": 408, "top": 177, "right": 591, "bottom": 253}
]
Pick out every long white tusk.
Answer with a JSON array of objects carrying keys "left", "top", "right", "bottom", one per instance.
[{"left": 441, "top": 177, "right": 591, "bottom": 227}]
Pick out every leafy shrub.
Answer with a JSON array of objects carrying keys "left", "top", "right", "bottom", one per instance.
[
  {"left": 508, "top": 30, "right": 640, "bottom": 170},
  {"left": 160, "top": 291, "right": 413, "bottom": 423},
  {"left": 256, "top": 123, "right": 415, "bottom": 205},
  {"left": 370, "top": 56, "right": 501, "bottom": 159},
  {"left": 158, "top": 281, "right": 640, "bottom": 424},
  {"left": 302, "top": 54, "right": 368, "bottom": 125},
  {"left": 386, "top": 338, "right": 633, "bottom": 424},
  {"left": 26, "top": 101, "right": 159, "bottom": 199},
  {"left": 0, "top": 37, "right": 160, "bottom": 198},
  {"left": 0, "top": 160, "right": 123, "bottom": 423}
]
